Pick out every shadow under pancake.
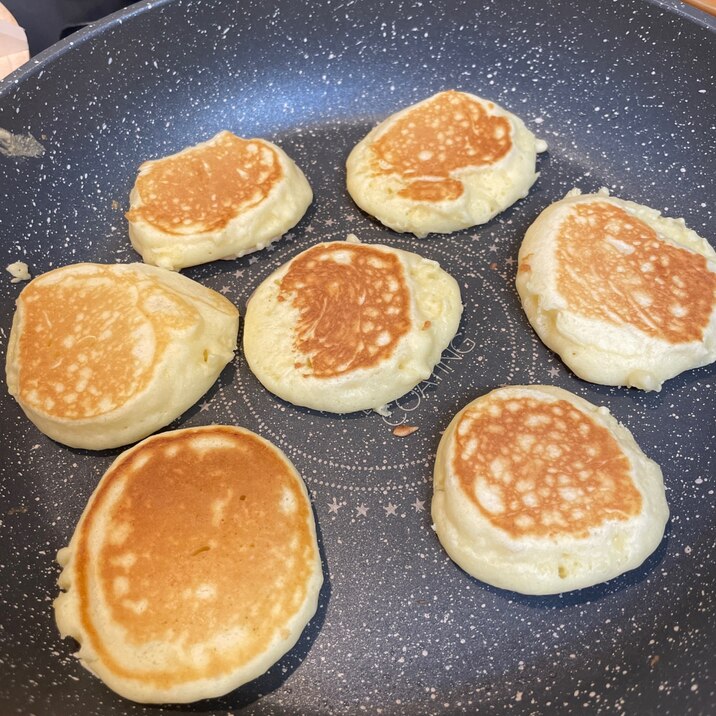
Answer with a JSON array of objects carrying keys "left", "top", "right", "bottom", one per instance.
[
  {"left": 583, "top": 358, "right": 716, "bottom": 412},
  {"left": 51, "top": 356, "right": 240, "bottom": 467},
  {"left": 166, "top": 358, "right": 238, "bottom": 428},
  {"left": 184, "top": 198, "right": 319, "bottom": 294},
  {"left": 236, "top": 304, "right": 473, "bottom": 425},
  {"left": 165, "top": 500, "right": 331, "bottom": 713}
]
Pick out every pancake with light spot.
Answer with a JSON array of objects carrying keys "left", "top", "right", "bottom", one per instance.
[
  {"left": 126, "top": 130, "right": 312, "bottom": 270},
  {"left": 346, "top": 90, "right": 546, "bottom": 237},
  {"left": 432, "top": 385, "right": 668, "bottom": 595},
  {"left": 54, "top": 425, "right": 322, "bottom": 703},
  {"left": 243, "top": 237, "right": 462, "bottom": 413},
  {"left": 517, "top": 189, "right": 716, "bottom": 391},
  {"left": 5, "top": 263, "right": 238, "bottom": 450}
]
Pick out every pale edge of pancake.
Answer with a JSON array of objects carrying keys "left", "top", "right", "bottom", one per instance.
[
  {"left": 346, "top": 91, "right": 546, "bottom": 237},
  {"left": 242, "top": 241, "right": 463, "bottom": 413},
  {"left": 53, "top": 426, "right": 323, "bottom": 703},
  {"left": 431, "top": 385, "right": 669, "bottom": 595},
  {"left": 127, "top": 131, "right": 313, "bottom": 271},
  {"left": 5, "top": 263, "right": 239, "bottom": 450},
  {"left": 516, "top": 189, "right": 716, "bottom": 391}
]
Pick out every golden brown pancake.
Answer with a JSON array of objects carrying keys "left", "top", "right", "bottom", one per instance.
[
  {"left": 516, "top": 190, "right": 716, "bottom": 390},
  {"left": 432, "top": 385, "right": 669, "bottom": 594},
  {"left": 54, "top": 425, "right": 323, "bottom": 704},
  {"left": 128, "top": 132, "right": 283, "bottom": 234},
  {"left": 370, "top": 90, "right": 512, "bottom": 203},
  {"left": 127, "top": 131, "right": 312, "bottom": 270},
  {"left": 5, "top": 263, "right": 238, "bottom": 450},
  {"left": 243, "top": 238, "right": 462, "bottom": 413},
  {"left": 346, "top": 90, "right": 545, "bottom": 236},
  {"left": 278, "top": 242, "right": 412, "bottom": 378},
  {"left": 555, "top": 201, "right": 715, "bottom": 344},
  {"left": 451, "top": 393, "right": 641, "bottom": 539}
]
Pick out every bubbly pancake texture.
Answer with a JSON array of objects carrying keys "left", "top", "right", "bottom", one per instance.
[
  {"left": 346, "top": 90, "right": 546, "bottom": 237},
  {"left": 280, "top": 242, "right": 412, "bottom": 377},
  {"left": 243, "top": 238, "right": 462, "bottom": 413},
  {"left": 127, "top": 130, "right": 312, "bottom": 270},
  {"left": 5, "top": 263, "right": 238, "bottom": 450},
  {"left": 516, "top": 189, "right": 716, "bottom": 390},
  {"left": 54, "top": 426, "right": 323, "bottom": 703},
  {"left": 432, "top": 386, "right": 668, "bottom": 595}
]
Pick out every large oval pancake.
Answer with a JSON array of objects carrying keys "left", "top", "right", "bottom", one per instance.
[
  {"left": 432, "top": 385, "right": 669, "bottom": 595},
  {"left": 53, "top": 425, "right": 323, "bottom": 704}
]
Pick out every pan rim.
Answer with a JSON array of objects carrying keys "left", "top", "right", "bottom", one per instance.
[{"left": 0, "top": 0, "right": 714, "bottom": 99}]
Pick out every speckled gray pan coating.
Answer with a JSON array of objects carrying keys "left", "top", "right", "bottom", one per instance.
[{"left": 0, "top": 0, "right": 714, "bottom": 713}]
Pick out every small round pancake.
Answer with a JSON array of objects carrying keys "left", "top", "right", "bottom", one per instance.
[
  {"left": 54, "top": 425, "right": 323, "bottom": 703},
  {"left": 243, "top": 238, "right": 462, "bottom": 413},
  {"left": 5, "top": 263, "right": 238, "bottom": 450},
  {"left": 516, "top": 189, "right": 716, "bottom": 391},
  {"left": 346, "top": 90, "right": 546, "bottom": 237},
  {"left": 126, "top": 130, "right": 312, "bottom": 271},
  {"left": 432, "top": 385, "right": 668, "bottom": 595}
]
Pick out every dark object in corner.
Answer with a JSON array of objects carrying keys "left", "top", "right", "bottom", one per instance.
[{"left": 3, "top": 0, "right": 135, "bottom": 55}]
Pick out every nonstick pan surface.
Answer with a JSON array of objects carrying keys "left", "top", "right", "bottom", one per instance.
[{"left": 0, "top": 0, "right": 714, "bottom": 713}]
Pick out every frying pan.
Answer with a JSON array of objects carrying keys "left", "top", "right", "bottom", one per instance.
[{"left": 1, "top": 0, "right": 714, "bottom": 713}]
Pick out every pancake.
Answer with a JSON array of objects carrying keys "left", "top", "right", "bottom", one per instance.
[
  {"left": 432, "top": 385, "right": 668, "bottom": 595},
  {"left": 346, "top": 90, "right": 546, "bottom": 237},
  {"left": 126, "top": 130, "right": 312, "bottom": 270},
  {"left": 5, "top": 263, "right": 238, "bottom": 450},
  {"left": 54, "top": 425, "right": 323, "bottom": 703},
  {"left": 242, "top": 237, "right": 462, "bottom": 413},
  {"left": 516, "top": 189, "right": 716, "bottom": 390}
]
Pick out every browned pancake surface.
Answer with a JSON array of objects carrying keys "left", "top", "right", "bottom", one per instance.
[
  {"left": 17, "top": 267, "right": 198, "bottom": 419},
  {"left": 73, "top": 427, "right": 316, "bottom": 688},
  {"left": 126, "top": 132, "right": 284, "bottom": 234},
  {"left": 278, "top": 243, "right": 411, "bottom": 377},
  {"left": 370, "top": 90, "right": 512, "bottom": 202},
  {"left": 452, "top": 397, "right": 642, "bottom": 539},
  {"left": 556, "top": 202, "right": 716, "bottom": 343}
]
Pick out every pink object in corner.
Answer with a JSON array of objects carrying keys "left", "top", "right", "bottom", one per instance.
[{"left": 0, "top": 2, "right": 30, "bottom": 80}]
